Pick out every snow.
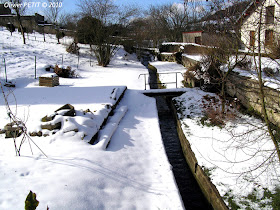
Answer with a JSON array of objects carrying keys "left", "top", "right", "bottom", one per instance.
[
  {"left": 174, "top": 88, "right": 280, "bottom": 209},
  {"left": 93, "top": 106, "right": 128, "bottom": 150},
  {"left": 150, "top": 61, "right": 185, "bottom": 89},
  {"left": 0, "top": 28, "right": 184, "bottom": 209},
  {"left": 182, "top": 53, "right": 203, "bottom": 62}
]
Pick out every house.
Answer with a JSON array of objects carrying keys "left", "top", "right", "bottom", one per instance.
[
  {"left": 239, "top": 0, "right": 280, "bottom": 52},
  {"left": 0, "top": 4, "right": 52, "bottom": 34},
  {"left": 182, "top": 31, "right": 204, "bottom": 45}
]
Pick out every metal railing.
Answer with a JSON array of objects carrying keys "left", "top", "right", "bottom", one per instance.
[{"left": 138, "top": 72, "right": 184, "bottom": 90}]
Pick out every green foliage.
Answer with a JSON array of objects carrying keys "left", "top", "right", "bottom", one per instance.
[
  {"left": 147, "top": 64, "right": 157, "bottom": 72},
  {"left": 223, "top": 190, "right": 241, "bottom": 210},
  {"left": 6, "top": 23, "right": 15, "bottom": 34},
  {"left": 272, "top": 187, "right": 280, "bottom": 209},
  {"left": 201, "top": 165, "right": 215, "bottom": 178},
  {"left": 76, "top": 16, "right": 103, "bottom": 45},
  {"left": 25, "top": 191, "right": 39, "bottom": 210},
  {"left": 56, "top": 30, "right": 65, "bottom": 43}
]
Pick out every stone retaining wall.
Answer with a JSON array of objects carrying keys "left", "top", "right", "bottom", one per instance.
[
  {"left": 169, "top": 100, "right": 229, "bottom": 210},
  {"left": 182, "top": 56, "right": 198, "bottom": 68},
  {"left": 226, "top": 72, "right": 280, "bottom": 127}
]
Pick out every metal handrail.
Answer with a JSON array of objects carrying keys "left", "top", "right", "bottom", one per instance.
[{"left": 139, "top": 72, "right": 184, "bottom": 90}]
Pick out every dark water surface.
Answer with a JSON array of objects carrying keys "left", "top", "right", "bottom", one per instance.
[{"left": 143, "top": 58, "right": 212, "bottom": 209}]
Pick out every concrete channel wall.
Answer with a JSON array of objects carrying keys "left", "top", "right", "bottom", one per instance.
[
  {"left": 147, "top": 63, "right": 228, "bottom": 209},
  {"left": 169, "top": 101, "right": 229, "bottom": 210}
]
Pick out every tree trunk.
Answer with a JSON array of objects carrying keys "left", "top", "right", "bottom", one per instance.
[
  {"left": 257, "top": 5, "right": 280, "bottom": 162},
  {"left": 16, "top": 12, "right": 26, "bottom": 44}
]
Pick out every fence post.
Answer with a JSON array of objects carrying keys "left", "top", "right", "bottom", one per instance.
[
  {"left": 77, "top": 52, "right": 80, "bottom": 70},
  {"left": 3, "top": 57, "right": 7, "bottom": 82},
  {"left": 35, "top": 56, "right": 37, "bottom": 79},
  {"left": 176, "top": 72, "right": 178, "bottom": 88},
  {"left": 144, "top": 74, "right": 147, "bottom": 90}
]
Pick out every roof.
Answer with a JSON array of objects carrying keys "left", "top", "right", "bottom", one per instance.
[
  {"left": 182, "top": 31, "right": 203, "bottom": 34},
  {"left": 237, "top": 0, "right": 265, "bottom": 24}
]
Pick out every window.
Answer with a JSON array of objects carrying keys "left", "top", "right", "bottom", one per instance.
[
  {"left": 266, "top": 6, "right": 275, "bottom": 24},
  {"left": 265, "top": 30, "right": 274, "bottom": 46},
  {"left": 250, "top": 31, "right": 255, "bottom": 46}
]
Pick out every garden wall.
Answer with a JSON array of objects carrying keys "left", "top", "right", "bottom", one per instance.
[
  {"left": 226, "top": 72, "right": 280, "bottom": 127},
  {"left": 169, "top": 100, "right": 229, "bottom": 210}
]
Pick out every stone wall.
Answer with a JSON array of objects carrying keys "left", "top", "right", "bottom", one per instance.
[
  {"left": 169, "top": 100, "right": 229, "bottom": 210},
  {"left": 182, "top": 56, "right": 198, "bottom": 68},
  {"left": 160, "top": 53, "right": 176, "bottom": 62},
  {"left": 226, "top": 72, "right": 280, "bottom": 127}
]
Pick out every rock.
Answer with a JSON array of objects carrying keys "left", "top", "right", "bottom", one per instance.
[
  {"left": 55, "top": 104, "right": 75, "bottom": 117},
  {"left": 4, "top": 82, "right": 15, "bottom": 88},
  {"left": 41, "top": 114, "right": 56, "bottom": 122},
  {"left": 37, "top": 131, "right": 43, "bottom": 137},
  {"left": 41, "top": 122, "right": 62, "bottom": 131},
  {"left": 63, "top": 128, "right": 79, "bottom": 133},
  {"left": 84, "top": 109, "right": 92, "bottom": 114},
  {"left": 29, "top": 131, "right": 43, "bottom": 137},
  {"left": 29, "top": 132, "right": 37, "bottom": 137},
  {"left": 4, "top": 122, "right": 24, "bottom": 138}
]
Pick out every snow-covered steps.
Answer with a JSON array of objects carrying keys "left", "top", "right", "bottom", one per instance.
[
  {"left": 89, "top": 86, "right": 127, "bottom": 144},
  {"left": 92, "top": 106, "right": 128, "bottom": 150}
]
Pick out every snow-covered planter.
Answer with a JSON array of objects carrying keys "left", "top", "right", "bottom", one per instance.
[{"left": 39, "top": 73, "right": 59, "bottom": 87}]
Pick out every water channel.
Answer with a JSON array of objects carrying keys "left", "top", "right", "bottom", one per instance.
[{"left": 142, "top": 56, "right": 213, "bottom": 209}]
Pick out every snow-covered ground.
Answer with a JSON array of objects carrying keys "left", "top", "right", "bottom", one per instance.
[
  {"left": 0, "top": 28, "right": 184, "bottom": 209},
  {"left": 174, "top": 88, "right": 280, "bottom": 209},
  {"left": 150, "top": 61, "right": 185, "bottom": 89}
]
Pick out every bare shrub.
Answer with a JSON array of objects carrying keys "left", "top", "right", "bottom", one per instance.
[
  {"left": 263, "top": 67, "right": 279, "bottom": 77},
  {"left": 66, "top": 42, "right": 80, "bottom": 54},
  {"left": 201, "top": 95, "right": 237, "bottom": 127},
  {"left": 236, "top": 57, "right": 252, "bottom": 70},
  {"left": 54, "top": 65, "right": 77, "bottom": 78}
]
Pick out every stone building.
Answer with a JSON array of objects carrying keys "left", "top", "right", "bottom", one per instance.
[
  {"left": 0, "top": 4, "right": 54, "bottom": 33},
  {"left": 238, "top": 0, "right": 280, "bottom": 52}
]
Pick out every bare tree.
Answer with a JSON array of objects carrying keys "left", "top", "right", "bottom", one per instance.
[
  {"left": 77, "top": 0, "right": 136, "bottom": 66},
  {"left": 44, "top": 0, "right": 64, "bottom": 43},
  {"left": 8, "top": 0, "right": 27, "bottom": 44},
  {"left": 44, "top": 0, "right": 63, "bottom": 24}
]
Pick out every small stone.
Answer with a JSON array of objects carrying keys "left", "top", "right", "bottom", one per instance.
[
  {"left": 41, "top": 114, "right": 56, "bottom": 122},
  {"left": 0, "top": 129, "right": 5, "bottom": 134},
  {"left": 55, "top": 104, "right": 75, "bottom": 116},
  {"left": 41, "top": 122, "right": 62, "bottom": 131}
]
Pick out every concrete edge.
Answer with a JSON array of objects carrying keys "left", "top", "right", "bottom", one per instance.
[{"left": 169, "top": 99, "right": 229, "bottom": 210}]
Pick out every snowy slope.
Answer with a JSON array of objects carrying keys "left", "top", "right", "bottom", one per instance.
[{"left": 0, "top": 28, "right": 184, "bottom": 210}]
